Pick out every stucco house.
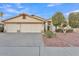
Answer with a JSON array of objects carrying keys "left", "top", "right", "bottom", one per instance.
[{"left": 2, "top": 13, "right": 51, "bottom": 33}]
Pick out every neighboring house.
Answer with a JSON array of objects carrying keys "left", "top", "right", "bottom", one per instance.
[{"left": 2, "top": 13, "right": 47, "bottom": 33}]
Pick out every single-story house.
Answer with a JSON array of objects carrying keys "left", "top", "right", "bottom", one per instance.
[
  {"left": 2, "top": 13, "right": 52, "bottom": 33},
  {"left": 1, "top": 13, "right": 79, "bottom": 33}
]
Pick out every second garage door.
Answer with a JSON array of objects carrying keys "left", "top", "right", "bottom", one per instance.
[{"left": 20, "top": 24, "right": 43, "bottom": 33}]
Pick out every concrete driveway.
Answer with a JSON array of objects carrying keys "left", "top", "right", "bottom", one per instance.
[
  {"left": 0, "top": 33, "right": 43, "bottom": 56},
  {"left": 0, "top": 33, "right": 43, "bottom": 47},
  {"left": 0, "top": 33, "right": 79, "bottom": 56}
]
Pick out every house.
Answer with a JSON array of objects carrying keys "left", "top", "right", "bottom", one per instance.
[{"left": 2, "top": 13, "right": 48, "bottom": 33}]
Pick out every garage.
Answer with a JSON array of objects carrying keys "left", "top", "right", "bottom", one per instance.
[
  {"left": 4, "top": 23, "right": 43, "bottom": 33},
  {"left": 3, "top": 13, "right": 45, "bottom": 33}
]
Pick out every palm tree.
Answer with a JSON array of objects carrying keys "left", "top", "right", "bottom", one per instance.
[
  {"left": 0, "top": 12, "right": 4, "bottom": 32},
  {"left": 0, "top": 12, "right": 3, "bottom": 19}
]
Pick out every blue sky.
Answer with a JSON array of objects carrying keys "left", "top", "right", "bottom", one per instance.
[{"left": 0, "top": 3, "right": 79, "bottom": 20}]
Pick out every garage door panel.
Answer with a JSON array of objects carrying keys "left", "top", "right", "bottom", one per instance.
[
  {"left": 20, "top": 24, "right": 43, "bottom": 33},
  {"left": 5, "top": 24, "right": 20, "bottom": 32},
  {"left": 5, "top": 24, "right": 43, "bottom": 33}
]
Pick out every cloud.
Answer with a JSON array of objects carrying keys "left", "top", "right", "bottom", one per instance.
[
  {"left": 47, "top": 3, "right": 62, "bottom": 7},
  {"left": 5, "top": 8, "right": 19, "bottom": 13},
  {"left": 0, "top": 4, "right": 12, "bottom": 9},
  {"left": 0, "top": 4, "right": 25, "bottom": 13},
  {"left": 2, "top": 4, "right": 12, "bottom": 9},
  {"left": 5, "top": 4, "right": 12, "bottom": 8},
  {"left": 16, "top": 3, "right": 24, "bottom": 8},
  {"left": 18, "top": 8, "right": 29, "bottom": 14},
  {"left": 1, "top": 13, "right": 12, "bottom": 19},
  {"left": 0, "top": 7, "right": 3, "bottom": 8},
  {"left": 66, "top": 10, "right": 79, "bottom": 16}
]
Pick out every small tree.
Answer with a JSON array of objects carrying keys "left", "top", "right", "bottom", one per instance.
[
  {"left": 52, "top": 12, "right": 65, "bottom": 30},
  {"left": 69, "top": 12, "right": 79, "bottom": 28}
]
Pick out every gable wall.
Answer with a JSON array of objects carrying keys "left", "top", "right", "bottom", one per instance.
[{"left": 4, "top": 16, "right": 44, "bottom": 23}]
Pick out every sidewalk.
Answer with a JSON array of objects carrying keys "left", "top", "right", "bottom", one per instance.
[{"left": 0, "top": 47, "right": 79, "bottom": 56}]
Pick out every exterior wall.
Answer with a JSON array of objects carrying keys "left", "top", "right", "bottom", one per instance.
[{"left": 4, "top": 16, "right": 43, "bottom": 23}]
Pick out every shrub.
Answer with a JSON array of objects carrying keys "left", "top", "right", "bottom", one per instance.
[
  {"left": 44, "top": 31, "right": 56, "bottom": 38},
  {"left": 55, "top": 29, "right": 63, "bottom": 33},
  {"left": 66, "top": 29, "right": 73, "bottom": 33},
  {"left": 0, "top": 27, "right": 4, "bottom": 32}
]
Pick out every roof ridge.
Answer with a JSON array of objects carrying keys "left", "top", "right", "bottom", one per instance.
[
  {"left": 31, "top": 15, "right": 45, "bottom": 20},
  {"left": 2, "top": 13, "right": 45, "bottom": 22}
]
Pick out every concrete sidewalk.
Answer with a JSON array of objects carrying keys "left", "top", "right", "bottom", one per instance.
[
  {"left": 0, "top": 47, "right": 39, "bottom": 56},
  {"left": 0, "top": 47, "right": 79, "bottom": 56},
  {"left": 40, "top": 47, "right": 79, "bottom": 56}
]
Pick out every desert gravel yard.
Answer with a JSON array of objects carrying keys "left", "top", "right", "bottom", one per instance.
[{"left": 43, "top": 33, "right": 79, "bottom": 47}]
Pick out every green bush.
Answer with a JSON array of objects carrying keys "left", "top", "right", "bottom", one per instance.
[
  {"left": 55, "top": 29, "right": 63, "bottom": 33},
  {"left": 0, "top": 27, "right": 4, "bottom": 32},
  {"left": 55, "top": 28, "right": 73, "bottom": 33},
  {"left": 44, "top": 31, "right": 56, "bottom": 38},
  {"left": 66, "top": 29, "right": 73, "bottom": 33}
]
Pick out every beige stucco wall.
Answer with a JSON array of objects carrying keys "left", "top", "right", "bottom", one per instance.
[{"left": 4, "top": 16, "right": 43, "bottom": 23}]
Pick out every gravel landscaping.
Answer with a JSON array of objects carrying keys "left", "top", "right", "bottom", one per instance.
[{"left": 43, "top": 33, "right": 79, "bottom": 47}]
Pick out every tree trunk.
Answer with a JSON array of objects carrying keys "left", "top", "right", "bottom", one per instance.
[{"left": 55, "top": 26, "right": 57, "bottom": 30}]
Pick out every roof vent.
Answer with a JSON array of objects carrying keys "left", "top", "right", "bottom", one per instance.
[
  {"left": 31, "top": 15, "right": 35, "bottom": 16},
  {"left": 20, "top": 13, "right": 26, "bottom": 19}
]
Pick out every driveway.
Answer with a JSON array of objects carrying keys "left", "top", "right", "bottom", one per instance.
[
  {"left": 0, "top": 33, "right": 43, "bottom": 56},
  {"left": 0, "top": 33, "right": 79, "bottom": 56},
  {"left": 0, "top": 33, "right": 43, "bottom": 47}
]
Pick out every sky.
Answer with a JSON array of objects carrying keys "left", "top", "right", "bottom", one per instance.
[{"left": 0, "top": 3, "right": 79, "bottom": 20}]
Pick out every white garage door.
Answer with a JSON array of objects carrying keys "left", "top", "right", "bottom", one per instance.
[
  {"left": 20, "top": 24, "right": 43, "bottom": 33},
  {"left": 5, "top": 24, "right": 20, "bottom": 32}
]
